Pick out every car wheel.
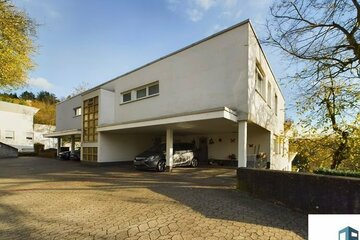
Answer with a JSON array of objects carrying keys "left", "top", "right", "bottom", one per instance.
[
  {"left": 191, "top": 158, "right": 199, "bottom": 168},
  {"left": 156, "top": 160, "right": 166, "bottom": 172}
]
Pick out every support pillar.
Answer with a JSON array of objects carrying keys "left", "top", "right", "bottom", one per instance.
[
  {"left": 238, "top": 121, "right": 247, "bottom": 168},
  {"left": 57, "top": 137, "right": 62, "bottom": 156},
  {"left": 166, "top": 128, "right": 174, "bottom": 172},
  {"left": 70, "top": 135, "right": 75, "bottom": 153}
]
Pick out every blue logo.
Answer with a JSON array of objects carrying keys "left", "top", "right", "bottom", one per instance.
[{"left": 339, "top": 226, "right": 358, "bottom": 240}]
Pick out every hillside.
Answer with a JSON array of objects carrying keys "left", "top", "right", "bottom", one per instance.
[{"left": 0, "top": 92, "right": 57, "bottom": 125}]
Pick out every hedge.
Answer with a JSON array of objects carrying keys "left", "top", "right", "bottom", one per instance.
[{"left": 314, "top": 168, "right": 360, "bottom": 178}]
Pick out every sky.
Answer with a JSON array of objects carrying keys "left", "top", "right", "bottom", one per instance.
[{"left": 10, "top": 0, "right": 294, "bottom": 117}]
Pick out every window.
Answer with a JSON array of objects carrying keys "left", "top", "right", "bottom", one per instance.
[
  {"left": 74, "top": 107, "right": 82, "bottom": 117},
  {"left": 136, "top": 88, "right": 146, "bottom": 99},
  {"left": 26, "top": 132, "right": 33, "bottom": 140},
  {"left": 121, "top": 81, "right": 159, "bottom": 104},
  {"left": 83, "top": 96, "right": 98, "bottom": 142},
  {"left": 148, "top": 84, "right": 159, "bottom": 96},
  {"left": 274, "top": 94, "right": 278, "bottom": 115},
  {"left": 82, "top": 147, "right": 98, "bottom": 162},
  {"left": 5, "top": 130, "right": 14, "bottom": 140},
  {"left": 267, "top": 82, "right": 272, "bottom": 106},
  {"left": 123, "top": 92, "right": 131, "bottom": 102},
  {"left": 255, "top": 63, "right": 265, "bottom": 97}
]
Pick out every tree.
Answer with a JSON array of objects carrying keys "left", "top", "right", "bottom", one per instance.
[
  {"left": 67, "top": 81, "right": 90, "bottom": 99},
  {"left": 0, "top": 0, "right": 36, "bottom": 89},
  {"left": 20, "top": 90, "right": 35, "bottom": 100},
  {"left": 266, "top": 0, "right": 360, "bottom": 169},
  {"left": 36, "top": 91, "right": 57, "bottom": 104}
]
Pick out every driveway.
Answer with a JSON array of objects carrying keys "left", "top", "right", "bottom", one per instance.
[{"left": 0, "top": 157, "right": 307, "bottom": 240}]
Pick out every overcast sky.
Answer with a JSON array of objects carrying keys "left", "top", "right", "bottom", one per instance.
[{"left": 11, "top": 0, "right": 295, "bottom": 118}]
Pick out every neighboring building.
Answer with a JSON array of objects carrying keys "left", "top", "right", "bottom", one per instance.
[
  {"left": 0, "top": 101, "right": 39, "bottom": 152},
  {"left": 46, "top": 20, "right": 293, "bottom": 171},
  {"left": 34, "top": 124, "right": 57, "bottom": 149}
]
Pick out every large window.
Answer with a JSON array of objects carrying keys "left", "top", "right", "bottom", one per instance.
[
  {"left": 121, "top": 82, "right": 159, "bottom": 104},
  {"left": 83, "top": 147, "right": 97, "bottom": 162},
  {"left": 83, "top": 96, "right": 98, "bottom": 142},
  {"left": 255, "top": 64, "right": 265, "bottom": 97}
]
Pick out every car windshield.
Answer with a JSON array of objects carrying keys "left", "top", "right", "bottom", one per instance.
[{"left": 147, "top": 144, "right": 165, "bottom": 152}]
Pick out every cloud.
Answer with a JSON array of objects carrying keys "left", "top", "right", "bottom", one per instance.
[
  {"left": 27, "top": 77, "right": 54, "bottom": 90},
  {"left": 167, "top": 0, "right": 245, "bottom": 22},
  {"left": 186, "top": 9, "right": 204, "bottom": 22},
  {"left": 195, "top": 0, "right": 216, "bottom": 10}
]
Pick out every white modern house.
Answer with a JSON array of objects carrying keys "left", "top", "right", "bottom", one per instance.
[
  {"left": 46, "top": 20, "right": 292, "bottom": 171},
  {"left": 0, "top": 101, "right": 39, "bottom": 152}
]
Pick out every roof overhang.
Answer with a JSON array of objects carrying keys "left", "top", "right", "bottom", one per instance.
[
  {"left": 97, "top": 107, "right": 238, "bottom": 133},
  {"left": 44, "top": 129, "right": 81, "bottom": 138}
]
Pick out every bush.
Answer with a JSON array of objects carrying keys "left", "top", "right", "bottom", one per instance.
[{"left": 314, "top": 168, "right": 360, "bottom": 178}]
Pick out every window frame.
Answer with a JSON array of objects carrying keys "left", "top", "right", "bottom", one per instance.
[
  {"left": 255, "top": 63, "right": 266, "bottom": 98},
  {"left": 74, "top": 107, "right": 82, "bottom": 117},
  {"left": 136, "top": 88, "right": 147, "bottom": 99},
  {"left": 122, "top": 92, "right": 132, "bottom": 103},
  {"left": 148, "top": 83, "right": 159, "bottom": 96}
]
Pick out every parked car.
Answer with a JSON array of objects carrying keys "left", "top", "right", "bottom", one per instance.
[
  {"left": 58, "top": 149, "right": 80, "bottom": 161},
  {"left": 134, "top": 143, "right": 199, "bottom": 172}
]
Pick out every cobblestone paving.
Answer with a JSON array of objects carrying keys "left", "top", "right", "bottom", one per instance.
[{"left": 0, "top": 157, "right": 307, "bottom": 240}]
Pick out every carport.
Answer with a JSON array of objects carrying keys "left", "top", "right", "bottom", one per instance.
[
  {"left": 97, "top": 107, "right": 272, "bottom": 171},
  {"left": 44, "top": 129, "right": 81, "bottom": 155}
]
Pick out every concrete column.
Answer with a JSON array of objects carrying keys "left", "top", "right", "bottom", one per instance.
[
  {"left": 238, "top": 121, "right": 247, "bottom": 168},
  {"left": 57, "top": 137, "right": 61, "bottom": 156},
  {"left": 70, "top": 135, "right": 75, "bottom": 153},
  {"left": 166, "top": 128, "right": 174, "bottom": 172}
]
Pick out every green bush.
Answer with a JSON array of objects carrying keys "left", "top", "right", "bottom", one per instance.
[{"left": 314, "top": 168, "right": 360, "bottom": 178}]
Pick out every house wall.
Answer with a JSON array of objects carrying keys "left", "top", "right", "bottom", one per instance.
[
  {"left": 99, "top": 89, "right": 115, "bottom": 125},
  {"left": 98, "top": 132, "right": 153, "bottom": 162},
  {"left": 247, "top": 25, "right": 285, "bottom": 135},
  {"left": 110, "top": 23, "right": 249, "bottom": 124},
  {"left": 56, "top": 95, "right": 82, "bottom": 131},
  {"left": 0, "top": 110, "right": 35, "bottom": 151}
]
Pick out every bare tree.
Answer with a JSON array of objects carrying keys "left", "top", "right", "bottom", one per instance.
[{"left": 266, "top": 0, "right": 360, "bottom": 169}]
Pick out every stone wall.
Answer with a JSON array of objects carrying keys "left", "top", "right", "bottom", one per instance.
[
  {"left": 0, "top": 142, "right": 18, "bottom": 158},
  {"left": 237, "top": 167, "right": 360, "bottom": 213}
]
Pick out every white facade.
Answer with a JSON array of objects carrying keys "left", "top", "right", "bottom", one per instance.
[
  {"left": 0, "top": 101, "right": 39, "bottom": 152},
  {"left": 50, "top": 20, "right": 292, "bottom": 171}
]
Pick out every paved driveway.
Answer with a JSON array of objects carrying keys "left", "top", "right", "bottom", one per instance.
[{"left": 0, "top": 157, "right": 307, "bottom": 240}]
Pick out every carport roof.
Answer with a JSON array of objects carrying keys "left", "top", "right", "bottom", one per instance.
[
  {"left": 97, "top": 107, "right": 239, "bottom": 134},
  {"left": 44, "top": 129, "right": 81, "bottom": 138}
]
